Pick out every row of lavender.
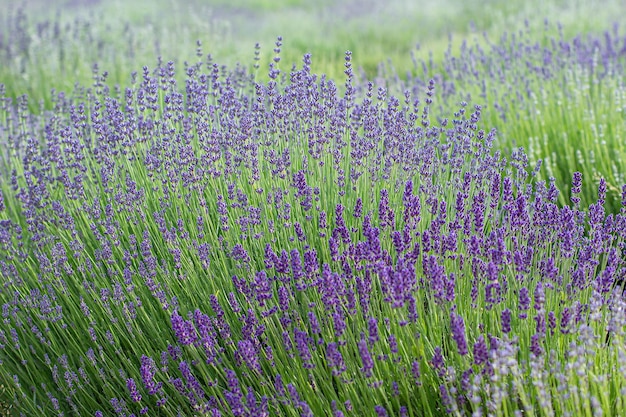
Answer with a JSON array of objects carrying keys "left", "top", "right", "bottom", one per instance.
[
  {"left": 1, "top": 37, "right": 626, "bottom": 416},
  {"left": 3, "top": 5, "right": 626, "bottom": 211},
  {"left": 383, "top": 21, "right": 626, "bottom": 213}
]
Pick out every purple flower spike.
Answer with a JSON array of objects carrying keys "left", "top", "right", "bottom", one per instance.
[
  {"left": 501, "top": 308, "right": 512, "bottom": 333},
  {"left": 326, "top": 342, "right": 346, "bottom": 376},
  {"left": 571, "top": 172, "right": 582, "bottom": 205},
  {"left": 353, "top": 198, "right": 363, "bottom": 218},
  {"left": 374, "top": 405, "right": 388, "bottom": 416},
  {"left": 294, "top": 328, "right": 314, "bottom": 369},
  {"left": 171, "top": 310, "right": 197, "bottom": 346},
  {"left": 126, "top": 378, "right": 142, "bottom": 403},
  {"left": 140, "top": 355, "right": 162, "bottom": 395},
  {"left": 431, "top": 347, "right": 446, "bottom": 377},
  {"left": 450, "top": 312, "right": 468, "bottom": 356},
  {"left": 530, "top": 333, "right": 543, "bottom": 356},
  {"left": 411, "top": 360, "right": 421, "bottom": 385},
  {"left": 237, "top": 339, "right": 261, "bottom": 373},
  {"left": 473, "top": 335, "right": 488, "bottom": 365},
  {"left": 518, "top": 287, "right": 530, "bottom": 319},
  {"left": 368, "top": 317, "right": 379, "bottom": 347},
  {"left": 358, "top": 334, "right": 374, "bottom": 377}
]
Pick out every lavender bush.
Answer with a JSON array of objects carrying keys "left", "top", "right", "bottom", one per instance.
[
  {"left": 5, "top": 2, "right": 626, "bottom": 212},
  {"left": 0, "top": 41, "right": 626, "bottom": 416},
  {"left": 1, "top": 15, "right": 626, "bottom": 417},
  {"left": 383, "top": 21, "right": 626, "bottom": 212}
]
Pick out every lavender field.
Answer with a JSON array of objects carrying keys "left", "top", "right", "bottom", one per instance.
[{"left": 1, "top": 1, "right": 626, "bottom": 416}]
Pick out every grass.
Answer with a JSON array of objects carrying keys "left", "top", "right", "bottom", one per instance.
[{"left": 0, "top": 384, "right": 12, "bottom": 417}]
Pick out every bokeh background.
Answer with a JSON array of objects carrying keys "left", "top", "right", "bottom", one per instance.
[{"left": 2, "top": 0, "right": 625, "bottom": 107}]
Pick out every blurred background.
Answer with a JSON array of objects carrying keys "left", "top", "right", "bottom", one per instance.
[{"left": 1, "top": 0, "right": 624, "bottom": 105}]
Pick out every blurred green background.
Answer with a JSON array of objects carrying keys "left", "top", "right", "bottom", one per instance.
[{"left": 2, "top": 0, "right": 624, "bottom": 106}]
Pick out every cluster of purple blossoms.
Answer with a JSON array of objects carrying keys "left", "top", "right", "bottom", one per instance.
[{"left": 2, "top": 13, "right": 626, "bottom": 417}]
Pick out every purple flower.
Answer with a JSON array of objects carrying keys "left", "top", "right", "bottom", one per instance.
[
  {"left": 292, "top": 170, "right": 313, "bottom": 211},
  {"left": 264, "top": 244, "right": 278, "bottom": 269},
  {"left": 431, "top": 347, "right": 446, "bottom": 377},
  {"left": 389, "top": 334, "right": 398, "bottom": 355},
  {"left": 358, "top": 334, "right": 374, "bottom": 377},
  {"left": 254, "top": 271, "right": 272, "bottom": 307},
  {"left": 571, "top": 171, "right": 582, "bottom": 205},
  {"left": 518, "top": 287, "right": 530, "bottom": 319},
  {"left": 320, "top": 264, "right": 340, "bottom": 309},
  {"left": 294, "top": 328, "right": 314, "bottom": 368},
  {"left": 547, "top": 311, "right": 557, "bottom": 334},
  {"left": 318, "top": 211, "right": 328, "bottom": 237},
  {"left": 209, "top": 295, "right": 225, "bottom": 318},
  {"left": 530, "top": 333, "right": 543, "bottom": 356},
  {"left": 303, "top": 248, "right": 319, "bottom": 277},
  {"left": 278, "top": 286, "right": 290, "bottom": 312},
  {"left": 329, "top": 236, "right": 339, "bottom": 261},
  {"left": 472, "top": 192, "right": 486, "bottom": 232},
  {"left": 501, "top": 308, "right": 511, "bottom": 333},
  {"left": 140, "top": 355, "right": 162, "bottom": 395},
  {"left": 407, "top": 295, "right": 418, "bottom": 323},
  {"left": 110, "top": 397, "right": 126, "bottom": 415},
  {"left": 368, "top": 317, "right": 379, "bottom": 347},
  {"left": 332, "top": 400, "right": 345, "bottom": 417},
  {"left": 534, "top": 282, "right": 545, "bottom": 311},
  {"left": 231, "top": 244, "right": 251, "bottom": 264},
  {"left": 179, "top": 361, "right": 205, "bottom": 401},
  {"left": 276, "top": 250, "right": 290, "bottom": 275},
  {"left": 287, "top": 383, "right": 300, "bottom": 404},
  {"left": 439, "top": 384, "right": 454, "bottom": 414},
  {"left": 450, "top": 311, "right": 468, "bottom": 355},
  {"left": 411, "top": 360, "right": 421, "bottom": 385},
  {"left": 171, "top": 310, "right": 197, "bottom": 346},
  {"left": 237, "top": 339, "right": 261, "bottom": 373},
  {"left": 534, "top": 313, "right": 546, "bottom": 335},
  {"left": 378, "top": 189, "right": 394, "bottom": 229},
  {"left": 374, "top": 405, "right": 388, "bottom": 416},
  {"left": 274, "top": 374, "right": 286, "bottom": 399},
  {"left": 326, "top": 342, "right": 346, "bottom": 376},
  {"left": 307, "top": 311, "right": 321, "bottom": 336},
  {"left": 126, "top": 378, "right": 142, "bottom": 403},
  {"left": 291, "top": 249, "right": 305, "bottom": 289},
  {"left": 332, "top": 204, "right": 350, "bottom": 243},
  {"left": 473, "top": 335, "right": 488, "bottom": 365},
  {"left": 391, "top": 381, "right": 399, "bottom": 397},
  {"left": 294, "top": 222, "right": 306, "bottom": 242},
  {"left": 332, "top": 310, "right": 347, "bottom": 339},
  {"left": 224, "top": 369, "right": 244, "bottom": 416},
  {"left": 197, "top": 243, "right": 210, "bottom": 269},
  {"left": 353, "top": 198, "right": 363, "bottom": 218},
  {"left": 392, "top": 230, "right": 405, "bottom": 255},
  {"left": 560, "top": 307, "right": 572, "bottom": 334},
  {"left": 245, "top": 386, "right": 268, "bottom": 416}
]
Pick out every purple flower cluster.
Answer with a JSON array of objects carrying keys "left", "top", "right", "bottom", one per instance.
[{"left": 1, "top": 18, "right": 626, "bottom": 417}]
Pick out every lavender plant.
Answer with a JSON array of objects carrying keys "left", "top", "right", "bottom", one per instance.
[
  {"left": 396, "top": 21, "right": 626, "bottom": 212},
  {"left": 1, "top": 35, "right": 626, "bottom": 416},
  {"left": 3, "top": 2, "right": 626, "bottom": 217},
  {"left": 3, "top": 0, "right": 625, "bottom": 111}
]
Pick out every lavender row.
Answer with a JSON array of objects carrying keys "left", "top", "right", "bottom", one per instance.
[
  {"left": 1, "top": 39, "right": 626, "bottom": 416},
  {"left": 390, "top": 21, "right": 626, "bottom": 212}
]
